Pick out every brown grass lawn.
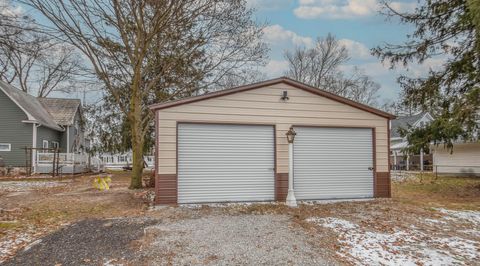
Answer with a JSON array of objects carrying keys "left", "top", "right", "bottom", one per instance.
[
  {"left": 393, "top": 173, "right": 480, "bottom": 210},
  {"left": 0, "top": 171, "right": 153, "bottom": 262},
  {"left": 1, "top": 171, "right": 479, "bottom": 264}
]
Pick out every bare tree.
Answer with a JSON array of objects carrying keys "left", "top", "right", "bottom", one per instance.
[
  {"left": 212, "top": 68, "right": 267, "bottom": 90},
  {"left": 284, "top": 33, "right": 349, "bottom": 88},
  {"left": 24, "top": 0, "right": 267, "bottom": 188},
  {"left": 0, "top": 0, "right": 30, "bottom": 46},
  {"left": 0, "top": 1, "right": 84, "bottom": 97},
  {"left": 326, "top": 67, "right": 380, "bottom": 106},
  {"left": 284, "top": 34, "right": 380, "bottom": 106},
  {"left": 0, "top": 37, "right": 83, "bottom": 97}
]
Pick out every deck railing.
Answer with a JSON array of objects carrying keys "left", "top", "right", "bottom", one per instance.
[{"left": 37, "top": 152, "right": 88, "bottom": 165}]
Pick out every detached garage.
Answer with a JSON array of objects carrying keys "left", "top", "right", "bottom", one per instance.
[{"left": 150, "top": 77, "right": 395, "bottom": 204}]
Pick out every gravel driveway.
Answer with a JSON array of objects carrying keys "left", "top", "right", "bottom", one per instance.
[
  {"left": 140, "top": 214, "right": 334, "bottom": 265},
  {"left": 2, "top": 213, "right": 333, "bottom": 265},
  {"left": 2, "top": 218, "right": 157, "bottom": 266}
]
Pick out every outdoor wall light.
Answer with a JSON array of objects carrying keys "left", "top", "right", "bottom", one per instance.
[
  {"left": 286, "top": 125, "right": 297, "bottom": 207},
  {"left": 281, "top": 90, "right": 289, "bottom": 101},
  {"left": 286, "top": 126, "right": 296, "bottom": 143}
]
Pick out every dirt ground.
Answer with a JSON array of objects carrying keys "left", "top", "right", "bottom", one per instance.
[
  {"left": 0, "top": 172, "right": 151, "bottom": 263},
  {"left": 1, "top": 172, "right": 479, "bottom": 265}
]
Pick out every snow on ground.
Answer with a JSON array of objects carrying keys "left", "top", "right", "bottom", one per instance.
[
  {"left": 0, "top": 233, "right": 33, "bottom": 264},
  {"left": 436, "top": 208, "right": 480, "bottom": 226},
  {"left": 177, "top": 201, "right": 279, "bottom": 209},
  {"left": 391, "top": 171, "right": 418, "bottom": 182},
  {"left": 300, "top": 199, "right": 374, "bottom": 205},
  {"left": 307, "top": 214, "right": 480, "bottom": 266},
  {"left": 0, "top": 181, "right": 67, "bottom": 192}
]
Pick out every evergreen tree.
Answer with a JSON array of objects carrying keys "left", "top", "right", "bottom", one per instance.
[{"left": 374, "top": 0, "right": 480, "bottom": 153}]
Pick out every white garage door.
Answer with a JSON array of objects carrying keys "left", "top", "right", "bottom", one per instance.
[
  {"left": 178, "top": 123, "right": 275, "bottom": 203},
  {"left": 294, "top": 127, "right": 374, "bottom": 200}
]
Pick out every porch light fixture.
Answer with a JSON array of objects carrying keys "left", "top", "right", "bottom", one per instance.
[
  {"left": 286, "top": 125, "right": 297, "bottom": 207},
  {"left": 281, "top": 90, "right": 289, "bottom": 101},
  {"left": 286, "top": 126, "right": 296, "bottom": 143}
]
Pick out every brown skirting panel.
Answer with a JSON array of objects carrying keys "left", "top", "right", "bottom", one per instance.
[
  {"left": 156, "top": 174, "right": 177, "bottom": 204},
  {"left": 275, "top": 173, "right": 288, "bottom": 201},
  {"left": 374, "top": 172, "right": 391, "bottom": 198}
]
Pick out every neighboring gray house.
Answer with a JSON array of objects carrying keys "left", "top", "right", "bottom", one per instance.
[
  {"left": 0, "top": 81, "right": 85, "bottom": 168},
  {"left": 390, "top": 112, "right": 434, "bottom": 170}
]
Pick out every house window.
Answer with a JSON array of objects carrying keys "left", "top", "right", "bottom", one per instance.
[
  {"left": 0, "top": 143, "right": 11, "bottom": 152},
  {"left": 42, "top": 140, "right": 49, "bottom": 149},
  {"left": 52, "top": 141, "right": 59, "bottom": 150}
]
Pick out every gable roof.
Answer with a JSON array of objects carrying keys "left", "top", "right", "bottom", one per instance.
[
  {"left": 149, "top": 77, "right": 396, "bottom": 119},
  {"left": 391, "top": 112, "right": 432, "bottom": 138},
  {"left": 0, "top": 80, "right": 64, "bottom": 131},
  {"left": 38, "top": 98, "right": 81, "bottom": 126}
]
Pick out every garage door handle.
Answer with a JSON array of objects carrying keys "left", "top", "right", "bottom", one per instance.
[{"left": 368, "top": 167, "right": 374, "bottom": 171}]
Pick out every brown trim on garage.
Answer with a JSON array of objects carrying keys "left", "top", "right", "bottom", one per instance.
[
  {"left": 275, "top": 173, "right": 288, "bottom": 201},
  {"left": 155, "top": 111, "right": 159, "bottom": 189},
  {"left": 155, "top": 174, "right": 177, "bottom": 204},
  {"left": 386, "top": 119, "right": 392, "bottom": 197},
  {"left": 273, "top": 125, "right": 278, "bottom": 200},
  {"left": 293, "top": 124, "right": 375, "bottom": 129},
  {"left": 375, "top": 172, "right": 391, "bottom": 197},
  {"left": 175, "top": 122, "right": 179, "bottom": 204},
  {"left": 149, "top": 77, "right": 396, "bottom": 119},
  {"left": 374, "top": 120, "right": 391, "bottom": 198},
  {"left": 372, "top": 127, "right": 377, "bottom": 197},
  {"left": 154, "top": 121, "right": 390, "bottom": 204},
  {"left": 175, "top": 121, "right": 277, "bottom": 126},
  {"left": 387, "top": 119, "right": 391, "bottom": 171}
]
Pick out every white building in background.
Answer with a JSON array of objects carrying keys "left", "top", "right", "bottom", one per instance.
[
  {"left": 100, "top": 151, "right": 154, "bottom": 170},
  {"left": 431, "top": 112, "right": 480, "bottom": 176},
  {"left": 431, "top": 142, "right": 480, "bottom": 176}
]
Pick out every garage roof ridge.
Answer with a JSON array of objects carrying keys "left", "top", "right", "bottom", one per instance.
[{"left": 149, "top": 77, "right": 396, "bottom": 119}]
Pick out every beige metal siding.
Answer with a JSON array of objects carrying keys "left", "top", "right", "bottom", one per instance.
[
  {"left": 156, "top": 83, "right": 389, "bottom": 175},
  {"left": 433, "top": 143, "right": 480, "bottom": 175}
]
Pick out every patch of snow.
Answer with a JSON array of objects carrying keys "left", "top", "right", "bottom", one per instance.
[
  {"left": 179, "top": 201, "right": 278, "bottom": 209},
  {"left": 436, "top": 208, "right": 480, "bottom": 226},
  {"left": 306, "top": 217, "right": 358, "bottom": 230},
  {"left": 460, "top": 229, "right": 480, "bottom": 237},
  {"left": 307, "top": 216, "right": 480, "bottom": 266},
  {"left": 436, "top": 237, "right": 479, "bottom": 260},
  {"left": 0, "top": 181, "right": 67, "bottom": 192},
  {"left": 391, "top": 171, "right": 417, "bottom": 182},
  {"left": 22, "top": 239, "right": 41, "bottom": 251},
  {"left": 0, "top": 233, "right": 33, "bottom": 263},
  {"left": 300, "top": 198, "right": 374, "bottom": 205},
  {"left": 424, "top": 218, "right": 447, "bottom": 225}
]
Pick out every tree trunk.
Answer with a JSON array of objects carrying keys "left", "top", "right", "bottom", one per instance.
[
  {"left": 130, "top": 133, "right": 144, "bottom": 189},
  {"left": 129, "top": 75, "right": 144, "bottom": 189}
]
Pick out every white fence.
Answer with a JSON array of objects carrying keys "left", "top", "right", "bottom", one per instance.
[
  {"left": 101, "top": 154, "right": 154, "bottom": 170},
  {"left": 36, "top": 152, "right": 89, "bottom": 174}
]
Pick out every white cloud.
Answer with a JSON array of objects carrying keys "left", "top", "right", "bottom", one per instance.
[
  {"left": 262, "top": 60, "right": 289, "bottom": 78},
  {"left": 294, "top": 0, "right": 416, "bottom": 20},
  {"left": 262, "top": 24, "right": 372, "bottom": 60},
  {"left": 338, "top": 39, "right": 371, "bottom": 59},
  {"left": 247, "top": 0, "right": 292, "bottom": 10},
  {"left": 0, "top": 0, "right": 23, "bottom": 17},
  {"left": 262, "top": 24, "right": 314, "bottom": 47},
  {"left": 294, "top": 0, "right": 377, "bottom": 19},
  {"left": 389, "top": 1, "right": 417, "bottom": 13}
]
